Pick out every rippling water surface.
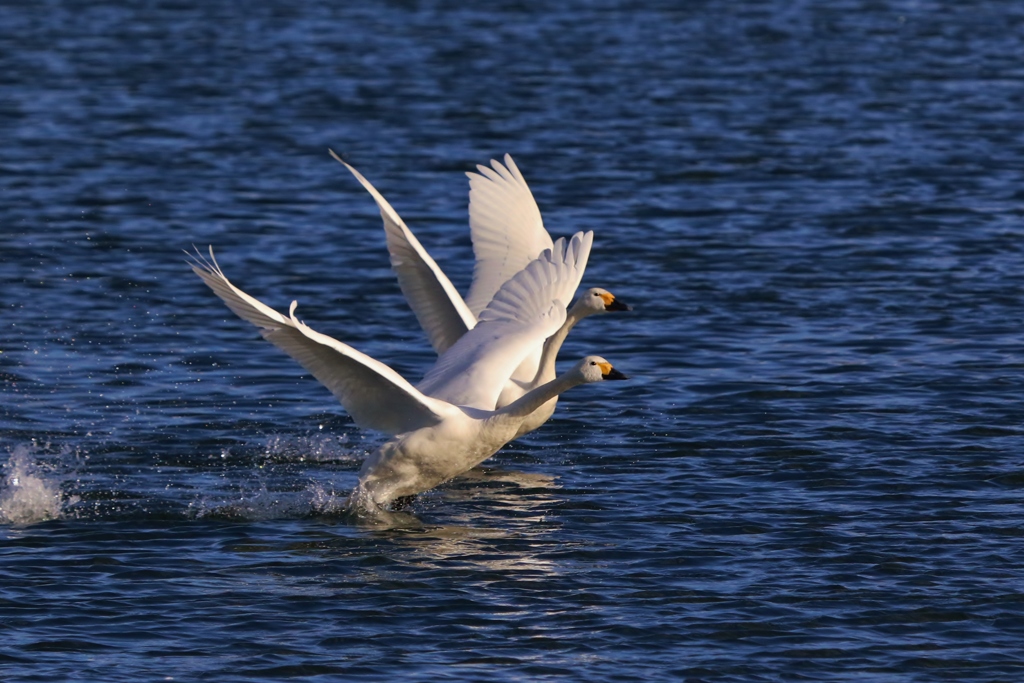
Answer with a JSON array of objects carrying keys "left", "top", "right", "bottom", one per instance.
[{"left": 4, "top": 1, "right": 1024, "bottom": 680}]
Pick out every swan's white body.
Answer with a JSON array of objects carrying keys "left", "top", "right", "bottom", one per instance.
[
  {"left": 190, "top": 238, "right": 625, "bottom": 509},
  {"left": 353, "top": 355, "right": 623, "bottom": 507},
  {"left": 333, "top": 151, "right": 630, "bottom": 434}
]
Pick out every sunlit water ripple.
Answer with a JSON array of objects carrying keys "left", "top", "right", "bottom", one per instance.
[{"left": 3, "top": 1, "right": 1024, "bottom": 680}]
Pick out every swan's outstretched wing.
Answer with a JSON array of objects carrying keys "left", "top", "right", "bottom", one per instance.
[
  {"left": 417, "top": 231, "right": 593, "bottom": 410},
  {"left": 463, "top": 154, "right": 555, "bottom": 317},
  {"left": 190, "top": 248, "right": 450, "bottom": 436},
  {"left": 330, "top": 150, "right": 477, "bottom": 355}
]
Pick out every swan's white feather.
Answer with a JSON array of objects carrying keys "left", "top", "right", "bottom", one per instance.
[
  {"left": 417, "top": 231, "right": 592, "bottom": 409},
  {"left": 415, "top": 300, "right": 566, "bottom": 411},
  {"left": 480, "top": 231, "right": 592, "bottom": 325},
  {"left": 463, "top": 154, "right": 555, "bottom": 317},
  {"left": 189, "top": 248, "right": 451, "bottom": 436},
  {"left": 330, "top": 150, "right": 476, "bottom": 354}
]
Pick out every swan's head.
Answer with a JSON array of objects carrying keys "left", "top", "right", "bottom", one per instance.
[
  {"left": 574, "top": 287, "right": 632, "bottom": 317},
  {"left": 575, "top": 355, "right": 628, "bottom": 383}
]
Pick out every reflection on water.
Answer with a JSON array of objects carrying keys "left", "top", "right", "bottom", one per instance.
[{"left": 391, "top": 523, "right": 562, "bottom": 576}]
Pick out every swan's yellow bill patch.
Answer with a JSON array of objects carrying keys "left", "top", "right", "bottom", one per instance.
[
  {"left": 599, "top": 292, "right": 616, "bottom": 307},
  {"left": 598, "top": 362, "right": 614, "bottom": 376}
]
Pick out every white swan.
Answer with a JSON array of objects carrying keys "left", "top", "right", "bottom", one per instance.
[
  {"left": 189, "top": 239, "right": 626, "bottom": 509},
  {"left": 331, "top": 151, "right": 631, "bottom": 434}
]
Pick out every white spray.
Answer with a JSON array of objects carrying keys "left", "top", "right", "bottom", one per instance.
[{"left": 0, "top": 445, "right": 67, "bottom": 524}]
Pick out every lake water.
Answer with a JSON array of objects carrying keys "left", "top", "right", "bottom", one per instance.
[{"left": 3, "top": 1, "right": 1024, "bottom": 680}]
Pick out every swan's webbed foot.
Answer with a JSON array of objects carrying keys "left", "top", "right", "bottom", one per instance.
[{"left": 390, "top": 494, "right": 417, "bottom": 511}]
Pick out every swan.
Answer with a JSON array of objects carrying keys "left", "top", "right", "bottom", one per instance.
[
  {"left": 188, "top": 239, "right": 626, "bottom": 509},
  {"left": 331, "top": 151, "right": 631, "bottom": 434}
]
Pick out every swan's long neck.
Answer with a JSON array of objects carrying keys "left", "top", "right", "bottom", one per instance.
[
  {"left": 494, "top": 370, "right": 583, "bottom": 422},
  {"left": 531, "top": 307, "right": 585, "bottom": 387}
]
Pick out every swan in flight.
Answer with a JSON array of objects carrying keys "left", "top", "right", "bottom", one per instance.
[
  {"left": 189, "top": 236, "right": 626, "bottom": 509},
  {"left": 331, "top": 151, "right": 631, "bottom": 435}
]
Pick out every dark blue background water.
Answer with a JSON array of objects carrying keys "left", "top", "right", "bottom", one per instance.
[{"left": 3, "top": 1, "right": 1024, "bottom": 680}]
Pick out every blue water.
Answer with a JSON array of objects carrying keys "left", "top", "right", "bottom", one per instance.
[{"left": 4, "top": 1, "right": 1024, "bottom": 680}]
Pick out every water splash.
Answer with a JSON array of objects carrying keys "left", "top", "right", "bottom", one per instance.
[
  {"left": 307, "top": 481, "right": 350, "bottom": 515},
  {"left": 262, "top": 430, "right": 368, "bottom": 464},
  {"left": 0, "top": 444, "right": 72, "bottom": 524}
]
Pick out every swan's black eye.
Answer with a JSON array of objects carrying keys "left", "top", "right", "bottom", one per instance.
[
  {"left": 593, "top": 292, "right": 600, "bottom": 296},
  {"left": 590, "top": 361, "right": 597, "bottom": 366}
]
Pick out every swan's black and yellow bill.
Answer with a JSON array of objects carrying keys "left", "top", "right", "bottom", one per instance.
[
  {"left": 599, "top": 292, "right": 633, "bottom": 312},
  {"left": 598, "top": 362, "right": 628, "bottom": 380},
  {"left": 607, "top": 298, "right": 632, "bottom": 312}
]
